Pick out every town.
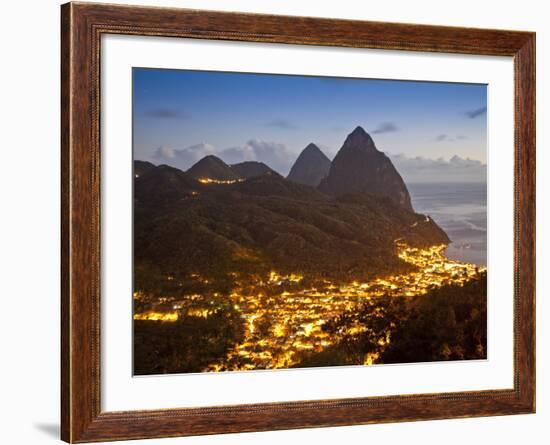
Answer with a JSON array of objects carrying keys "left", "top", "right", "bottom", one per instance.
[{"left": 134, "top": 242, "right": 485, "bottom": 371}]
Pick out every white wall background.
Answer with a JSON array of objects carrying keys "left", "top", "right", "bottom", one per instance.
[{"left": 0, "top": 0, "right": 545, "bottom": 444}]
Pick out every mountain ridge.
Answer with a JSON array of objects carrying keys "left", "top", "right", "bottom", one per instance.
[
  {"left": 133, "top": 159, "right": 449, "bottom": 295},
  {"left": 231, "top": 161, "right": 279, "bottom": 179}
]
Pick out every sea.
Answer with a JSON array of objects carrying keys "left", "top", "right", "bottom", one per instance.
[{"left": 408, "top": 182, "right": 487, "bottom": 267}]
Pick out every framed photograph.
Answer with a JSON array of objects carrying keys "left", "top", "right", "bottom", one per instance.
[{"left": 61, "top": 2, "right": 535, "bottom": 442}]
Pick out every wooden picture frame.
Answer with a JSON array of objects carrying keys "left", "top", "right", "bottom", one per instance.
[{"left": 61, "top": 2, "right": 535, "bottom": 442}]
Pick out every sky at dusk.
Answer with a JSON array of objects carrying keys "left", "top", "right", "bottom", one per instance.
[{"left": 133, "top": 68, "right": 487, "bottom": 182}]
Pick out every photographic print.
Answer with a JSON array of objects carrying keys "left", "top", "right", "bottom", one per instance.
[{"left": 132, "top": 68, "right": 488, "bottom": 375}]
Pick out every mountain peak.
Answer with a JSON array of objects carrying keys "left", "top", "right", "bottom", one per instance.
[
  {"left": 351, "top": 125, "right": 367, "bottom": 135},
  {"left": 287, "top": 143, "right": 331, "bottom": 187},
  {"left": 318, "top": 128, "right": 413, "bottom": 211},
  {"left": 303, "top": 142, "right": 322, "bottom": 153},
  {"left": 201, "top": 154, "right": 225, "bottom": 164},
  {"left": 134, "top": 161, "right": 201, "bottom": 206},
  {"left": 187, "top": 155, "right": 240, "bottom": 181},
  {"left": 134, "top": 160, "right": 156, "bottom": 178},
  {"left": 342, "top": 126, "right": 377, "bottom": 153}
]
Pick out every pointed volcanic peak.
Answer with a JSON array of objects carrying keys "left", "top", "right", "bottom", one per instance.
[
  {"left": 287, "top": 143, "right": 331, "bottom": 187},
  {"left": 187, "top": 155, "right": 241, "bottom": 182},
  {"left": 340, "top": 125, "right": 378, "bottom": 153},
  {"left": 318, "top": 126, "right": 413, "bottom": 211},
  {"left": 231, "top": 161, "right": 279, "bottom": 179}
]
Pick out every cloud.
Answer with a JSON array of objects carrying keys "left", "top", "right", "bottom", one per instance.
[
  {"left": 372, "top": 122, "right": 399, "bottom": 134},
  {"left": 152, "top": 143, "right": 215, "bottom": 169},
  {"left": 464, "top": 106, "right": 487, "bottom": 119},
  {"left": 222, "top": 139, "right": 293, "bottom": 174},
  {"left": 265, "top": 119, "right": 298, "bottom": 130},
  {"left": 434, "top": 134, "right": 468, "bottom": 142},
  {"left": 219, "top": 145, "right": 256, "bottom": 164},
  {"left": 149, "top": 140, "right": 485, "bottom": 183},
  {"left": 152, "top": 146, "right": 176, "bottom": 159},
  {"left": 144, "top": 108, "right": 188, "bottom": 119},
  {"left": 330, "top": 126, "right": 345, "bottom": 132},
  {"left": 151, "top": 139, "right": 293, "bottom": 174},
  {"left": 388, "top": 153, "right": 486, "bottom": 183}
]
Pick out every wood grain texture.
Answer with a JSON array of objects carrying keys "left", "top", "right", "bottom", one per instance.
[{"left": 60, "top": 2, "right": 536, "bottom": 442}]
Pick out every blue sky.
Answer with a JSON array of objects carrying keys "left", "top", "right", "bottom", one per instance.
[{"left": 133, "top": 68, "right": 487, "bottom": 181}]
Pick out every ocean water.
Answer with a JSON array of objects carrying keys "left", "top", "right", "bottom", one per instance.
[{"left": 408, "top": 182, "right": 487, "bottom": 267}]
